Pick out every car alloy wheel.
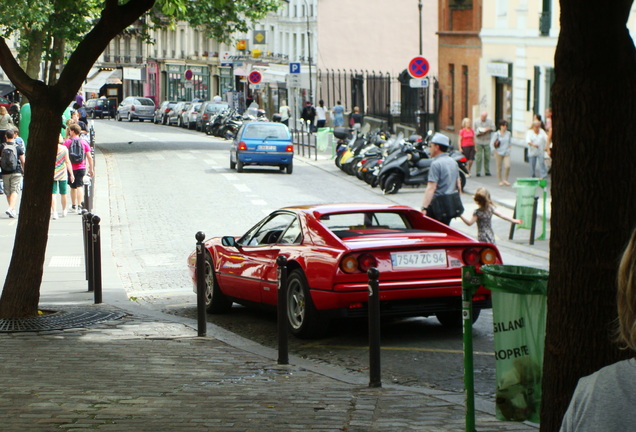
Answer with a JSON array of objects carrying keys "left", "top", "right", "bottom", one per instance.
[
  {"left": 286, "top": 269, "right": 324, "bottom": 338},
  {"left": 204, "top": 254, "right": 232, "bottom": 313}
]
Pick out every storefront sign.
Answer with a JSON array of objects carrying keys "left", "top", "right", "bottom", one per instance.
[
  {"left": 487, "top": 62, "right": 511, "bottom": 78},
  {"left": 123, "top": 67, "right": 142, "bottom": 81}
]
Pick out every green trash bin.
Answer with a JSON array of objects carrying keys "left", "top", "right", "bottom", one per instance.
[
  {"left": 513, "top": 178, "right": 541, "bottom": 230},
  {"left": 480, "top": 264, "right": 548, "bottom": 424},
  {"left": 316, "top": 127, "right": 333, "bottom": 152}
]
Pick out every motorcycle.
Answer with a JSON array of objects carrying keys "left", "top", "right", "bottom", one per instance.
[{"left": 378, "top": 131, "right": 468, "bottom": 194}]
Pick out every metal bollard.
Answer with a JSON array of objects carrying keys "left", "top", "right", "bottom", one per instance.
[
  {"left": 195, "top": 231, "right": 207, "bottom": 337},
  {"left": 81, "top": 210, "right": 90, "bottom": 281},
  {"left": 367, "top": 267, "right": 382, "bottom": 388},
  {"left": 91, "top": 215, "right": 102, "bottom": 304},
  {"left": 276, "top": 255, "right": 289, "bottom": 365},
  {"left": 85, "top": 212, "right": 94, "bottom": 291}
]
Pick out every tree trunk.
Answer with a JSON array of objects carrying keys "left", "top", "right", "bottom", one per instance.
[
  {"left": 541, "top": 1, "right": 636, "bottom": 430},
  {"left": 26, "top": 30, "right": 46, "bottom": 81},
  {"left": 0, "top": 100, "right": 60, "bottom": 317},
  {"left": 48, "top": 37, "right": 66, "bottom": 85},
  {"left": 0, "top": 0, "right": 156, "bottom": 319}
]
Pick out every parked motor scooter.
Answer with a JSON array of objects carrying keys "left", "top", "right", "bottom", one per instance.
[{"left": 378, "top": 132, "right": 468, "bottom": 194}]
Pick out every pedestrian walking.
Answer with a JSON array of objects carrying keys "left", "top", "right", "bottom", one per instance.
[
  {"left": 459, "top": 187, "right": 521, "bottom": 243},
  {"left": 526, "top": 120, "right": 548, "bottom": 178},
  {"left": 473, "top": 111, "right": 495, "bottom": 177},
  {"left": 0, "top": 129, "right": 25, "bottom": 218},
  {"left": 51, "top": 134, "right": 74, "bottom": 220},
  {"left": 300, "top": 101, "right": 316, "bottom": 132},
  {"left": 0, "top": 105, "right": 14, "bottom": 144},
  {"left": 278, "top": 100, "right": 291, "bottom": 127},
  {"left": 420, "top": 133, "right": 463, "bottom": 225},
  {"left": 350, "top": 106, "right": 363, "bottom": 131},
  {"left": 315, "top": 100, "right": 328, "bottom": 129},
  {"left": 459, "top": 117, "right": 475, "bottom": 175},
  {"left": 560, "top": 227, "right": 636, "bottom": 431},
  {"left": 332, "top": 101, "right": 345, "bottom": 127},
  {"left": 492, "top": 120, "right": 513, "bottom": 186},
  {"left": 63, "top": 123, "right": 93, "bottom": 214}
]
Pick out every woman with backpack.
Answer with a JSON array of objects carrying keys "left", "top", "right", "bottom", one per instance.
[{"left": 63, "top": 123, "right": 93, "bottom": 214}]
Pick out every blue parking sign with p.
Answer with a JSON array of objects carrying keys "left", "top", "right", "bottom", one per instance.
[{"left": 290, "top": 62, "right": 301, "bottom": 74}]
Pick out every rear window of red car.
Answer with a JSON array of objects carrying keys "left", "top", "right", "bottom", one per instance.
[{"left": 320, "top": 212, "right": 418, "bottom": 237}]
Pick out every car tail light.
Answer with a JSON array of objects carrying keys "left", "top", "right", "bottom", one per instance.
[
  {"left": 458, "top": 156, "right": 467, "bottom": 163},
  {"left": 340, "top": 254, "right": 377, "bottom": 274},
  {"left": 164, "top": 108, "right": 170, "bottom": 113},
  {"left": 357, "top": 253, "right": 377, "bottom": 272},
  {"left": 286, "top": 145, "right": 294, "bottom": 152},
  {"left": 202, "top": 113, "right": 208, "bottom": 120},
  {"left": 131, "top": 105, "right": 135, "bottom": 111},
  {"left": 462, "top": 247, "right": 498, "bottom": 267},
  {"left": 340, "top": 256, "right": 358, "bottom": 274},
  {"left": 480, "top": 248, "right": 498, "bottom": 264},
  {"left": 462, "top": 248, "right": 481, "bottom": 266},
  {"left": 238, "top": 142, "right": 247, "bottom": 151}
]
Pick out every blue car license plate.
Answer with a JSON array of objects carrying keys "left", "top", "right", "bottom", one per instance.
[{"left": 258, "top": 145, "right": 276, "bottom": 151}]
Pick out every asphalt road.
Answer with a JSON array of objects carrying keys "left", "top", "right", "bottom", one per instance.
[{"left": 93, "top": 119, "right": 549, "bottom": 399}]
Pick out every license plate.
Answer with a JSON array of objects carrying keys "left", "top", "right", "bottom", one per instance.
[
  {"left": 391, "top": 250, "right": 447, "bottom": 268},
  {"left": 258, "top": 145, "right": 276, "bottom": 151}
]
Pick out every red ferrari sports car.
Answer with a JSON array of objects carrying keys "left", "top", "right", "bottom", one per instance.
[{"left": 188, "top": 203, "right": 502, "bottom": 338}]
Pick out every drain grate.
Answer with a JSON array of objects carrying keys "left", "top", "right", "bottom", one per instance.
[{"left": 0, "top": 308, "right": 125, "bottom": 333}]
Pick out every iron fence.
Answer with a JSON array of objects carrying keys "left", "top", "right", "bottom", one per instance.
[{"left": 316, "top": 68, "right": 438, "bottom": 133}]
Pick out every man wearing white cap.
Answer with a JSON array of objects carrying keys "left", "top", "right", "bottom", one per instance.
[{"left": 420, "top": 133, "right": 463, "bottom": 225}]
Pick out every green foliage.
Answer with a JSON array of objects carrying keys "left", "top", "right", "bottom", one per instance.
[
  {"left": 153, "top": 0, "right": 281, "bottom": 43},
  {"left": 0, "top": 0, "right": 281, "bottom": 71},
  {"left": 0, "top": 0, "right": 102, "bottom": 63}
]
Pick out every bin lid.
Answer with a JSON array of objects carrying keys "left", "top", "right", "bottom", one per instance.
[{"left": 480, "top": 264, "right": 548, "bottom": 295}]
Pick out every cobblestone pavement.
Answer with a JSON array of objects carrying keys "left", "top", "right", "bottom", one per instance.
[{"left": 0, "top": 312, "right": 537, "bottom": 432}]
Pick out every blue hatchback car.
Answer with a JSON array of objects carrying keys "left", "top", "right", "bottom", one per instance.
[{"left": 230, "top": 122, "right": 294, "bottom": 174}]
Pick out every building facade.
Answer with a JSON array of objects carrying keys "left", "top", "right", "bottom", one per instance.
[
  {"left": 479, "top": 0, "right": 560, "bottom": 143},
  {"left": 437, "top": 0, "right": 482, "bottom": 135}
]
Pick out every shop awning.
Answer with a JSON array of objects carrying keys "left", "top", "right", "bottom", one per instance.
[
  {"left": 233, "top": 67, "right": 247, "bottom": 76},
  {"left": 261, "top": 69, "right": 288, "bottom": 83},
  {"left": 0, "top": 83, "right": 16, "bottom": 97},
  {"left": 83, "top": 69, "right": 122, "bottom": 93}
]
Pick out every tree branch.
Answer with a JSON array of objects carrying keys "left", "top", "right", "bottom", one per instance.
[
  {"left": 54, "top": 0, "right": 156, "bottom": 107},
  {"left": 0, "top": 37, "right": 40, "bottom": 100}
]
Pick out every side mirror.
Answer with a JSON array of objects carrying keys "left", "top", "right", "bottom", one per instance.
[{"left": 221, "top": 236, "right": 238, "bottom": 247}]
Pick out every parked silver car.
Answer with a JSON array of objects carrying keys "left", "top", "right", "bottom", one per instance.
[{"left": 116, "top": 97, "right": 156, "bottom": 122}]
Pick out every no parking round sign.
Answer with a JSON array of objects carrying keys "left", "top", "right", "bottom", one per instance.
[
  {"left": 248, "top": 71, "right": 262, "bottom": 84},
  {"left": 408, "top": 56, "right": 430, "bottom": 79}
]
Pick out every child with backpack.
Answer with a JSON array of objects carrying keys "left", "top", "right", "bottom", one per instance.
[{"left": 51, "top": 134, "right": 74, "bottom": 219}]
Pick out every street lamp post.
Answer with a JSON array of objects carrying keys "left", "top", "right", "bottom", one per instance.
[
  {"left": 418, "top": 0, "right": 423, "bottom": 56},
  {"left": 303, "top": 0, "right": 313, "bottom": 102}
]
